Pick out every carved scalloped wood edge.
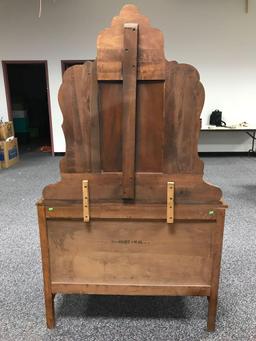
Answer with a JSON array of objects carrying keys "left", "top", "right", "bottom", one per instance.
[
  {"left": 163, "top": 60, "right": 223, "bottom": 201},
  {"left": 164, "top": 61, "right": 204, "bottom": 174},
  {"left": 97, "top": 4, "right": 165, "bottom": 80},
  {"left": 43, "top": 173, "right": 222, "bottom": 204},
  {"left": 58, "top": 61, "right": 100, "bottom": 173}
]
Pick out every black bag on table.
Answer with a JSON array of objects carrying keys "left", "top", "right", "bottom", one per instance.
[{"left": 209, "top": 110, "right": 226, "bottom": 126}]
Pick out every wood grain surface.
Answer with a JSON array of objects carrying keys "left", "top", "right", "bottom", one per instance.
[
  {"left": 122, "top": 23, "right": 138, "bottom": 199},
  {"left": 164, "top": 61, "right": 205, "bottom": 174},
  {"left": 59, "top": 61, "right": 101, "bottom": 173},
  {"left": 48, "top": 220, "right": 213, "bottom": 286},
  {"left": 99, "top": 81, "right": 123, "bottom": 171},
  {"left": 38, "top": 4, "right": 227, "bottom": 331},
  {"left": 43, "top": 173, "right": 222, "bottom": 204},
  {"left": 97, "top": 4, "right": 165, "bottom": 80}
]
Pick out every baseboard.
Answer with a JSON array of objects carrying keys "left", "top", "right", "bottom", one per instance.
[
  {"left": 199, "top": 151, "right": 255, "bottom": 157},
  {"left": 54, "top": 152, "right": 65, "bottom": 156},
  {"left": 54, "top": 151, "right": 255, "bottom": 157}
]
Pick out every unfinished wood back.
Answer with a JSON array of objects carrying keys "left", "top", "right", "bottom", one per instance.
[{"left": 43, "top": 4, "right": 222, "bottom": 204}]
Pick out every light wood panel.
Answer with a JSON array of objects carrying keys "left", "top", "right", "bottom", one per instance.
[
  {"left": 97, "top": 4, "right": 165, "bottom": 80},
  {"left": 48, "top": 220, "right": 213, "bottom": 286}
]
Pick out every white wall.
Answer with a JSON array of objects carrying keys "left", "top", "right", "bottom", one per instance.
[{"left": 0, "top": 0, "right": 255, "bottom": 152}]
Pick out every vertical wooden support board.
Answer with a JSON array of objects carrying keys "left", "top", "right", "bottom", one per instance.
[
  {"left": 37, "top": 203, "right": 55, "bottom": 328},
  {"left": 122, "top": 23, "right": 138, "bottom": 199},
  {"left": 167, "top": 181, "right": 174, "bottom": 223},
  {"left": 207, "top": 209, "right": 225, "bottom": 331},
  {"left": 82, "top": 180, "right": 90, "bottom": 222},
  {"left": 89, "top": 62, "right": 101, "bottom": 172}
]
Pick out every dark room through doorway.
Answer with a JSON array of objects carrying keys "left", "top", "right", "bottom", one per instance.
[{"left": 2, "top": 61, "right": 53, "bottom": 154}]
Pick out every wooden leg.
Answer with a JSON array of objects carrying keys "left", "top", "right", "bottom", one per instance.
[
  {"left": 45, "top": 293, "right": 55, "bottom": 329},
  {"left": 207, "top": 295, "right": 217, "bottom": 331},
  {"left": 37, "top": 202, "right": 56, "bottom": 329},
  {"left": 207, "top": 209, "right": 225, "bottom": 332}
]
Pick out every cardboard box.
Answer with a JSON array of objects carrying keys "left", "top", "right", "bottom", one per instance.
[
  {"left": 0, "top": 121, "right": 15, "bottom": 140},
  {"left": 0, "top": 138, "right": 19, "bottom": 168}
]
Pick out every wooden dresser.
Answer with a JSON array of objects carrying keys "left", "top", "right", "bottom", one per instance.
[{"left": 37, "top": 4, "right": 227, "bottom": 331}]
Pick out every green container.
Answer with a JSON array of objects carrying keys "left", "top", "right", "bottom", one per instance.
[{"left": 13, "top": 117, "right": 29, "bottom": 133}]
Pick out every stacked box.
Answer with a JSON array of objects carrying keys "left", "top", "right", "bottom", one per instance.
[
  {"left": 0, "top": 138, "right": 19, "bottom": 169},
  {"left": 0, "top": 121, "right": 19, "bottom": 169},
  {"left": 0, "top": 121, "right": 14, "bottom": 140}
]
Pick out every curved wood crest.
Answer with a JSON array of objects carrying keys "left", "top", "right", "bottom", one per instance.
[{"left": 97, "top": 4, "right": 165, "bottom": 80}]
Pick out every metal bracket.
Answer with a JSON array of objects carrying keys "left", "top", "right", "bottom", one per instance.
[
  {"left": 167, "top": 181, "right": 174, "bottom": 223},
  {"left": 82, "top": 180, "right": 90, "bottom": 222}
]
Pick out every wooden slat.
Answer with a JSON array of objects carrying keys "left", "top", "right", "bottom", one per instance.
[
  {"left": 122, "top": 23, "right": 138, "bottom": 199},
  {"left": 167, "top": 181, "right": 174, "bottom": 223},
  {"left": 136, "top": 81, "right": 164, "bottom": 172},
  {"left": 52, "top": 283, "right": 210, "bottom": 296},
  {"left": 164, "top": 62, "right": 205, "bottom": 174},
  {"left": 82, "top": 180, "right": 89, "bottom": 222},
  {"left": 59, "top": 61, "right": 101, "bottom": 173},
  {"left": 89, "top": 62, "right": 101, "bottom": 171},
  {"left": 43, "top": 172, "right": 223, "bottom": 204},
  {"left": 99, "top": 82, "right": 123, "bottom": 171},
  {"left": 45, "top": 203, "right": 221, "bottom": 221}
]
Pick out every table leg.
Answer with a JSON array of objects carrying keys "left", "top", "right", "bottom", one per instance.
[{"left": 247, "top": 131, "right": 256, "bottom": 154}]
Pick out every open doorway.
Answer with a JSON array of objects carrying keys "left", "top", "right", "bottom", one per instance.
[{"left": 2, "top": 61, "right": 53, "bottom": 154}]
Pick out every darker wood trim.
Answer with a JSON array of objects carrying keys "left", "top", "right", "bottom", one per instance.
[
  {"left": 1, "top": 60, "right": 54, "bottom": 156},
  {"left": 122, "top": 24, "right": 138, "bottom": 199},
  {"left": 51, "top": 283, "right": 211, "bottom": 296}
]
